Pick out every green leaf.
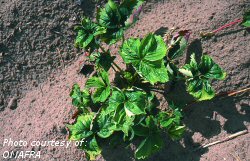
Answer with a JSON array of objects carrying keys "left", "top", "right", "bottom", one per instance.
[
  {"left": 92, "top": 86, "right": 111, "bottom": 103},
  {"left": 86, "top": 71, "right": 111, "bottom": 103},
  {"left": 242, "top": 10, "right": 250, "bottom": 27},
  {"left": 135, "top": 134, "right": 163, "bottom": 159},
  {"left": 157, "top": 105, "right": 183, "bottom": 129},
  {"left": 94, "top": 25, "right": 107, "bottom": 36},
  {"left": 179, "top": 53, "right": 198, "bottom": 77},
  {"left": 139, "top": 34, "right": 166, "bottom": 61},
  {"left": 120, "top": 38, "right": 141, "bottom": 64},
  {"left": 181, "top": 53, "right": 226, "bottom": 101},
  {"left": 75, "top": 18, "right": 106, "bottom": 51},
  {"left": 145, "top": 92, "right": 158, "bottom": 112},
  {"left": 67, "top": 113, "right": 94, "bottom": 140},
  {"left": 135, "top": 116, "right": 163, "bottom": 159},
  {"left": 168, "top": 125, "right": 185, "bottom": 140},
  {"left": 89, "top": 52, "right": 100, "bottom": 62},
  {"left": 120, "top": 115, "right": 135, "bottom": 137},
  {"left": 187, "top": 79, "right": 215, "bottom": 101},
  {"left": 133, "top": 125, "right": 149, "bottom": 137},
  {"left": 100, "top": 28, "right": 124, "bottom": 44},
  {"left": 100, "top": 70, "right": 110, "bottom": 86},
  {"left": 83, "top": 136, "right": 102, "bottom": 160},
  {"left": 157, "top": 112, "right": 175, "bottom": 128},
  {"left": 108, "top": 88, "right": 147, "bottom": 117},
  {"left": 120, "top": 0, "right": 144, "bottom": 24},
  {"left": 97, "top": 0, "right": 144, "bottom": 44},
  {"left": 97, "top": 110, "right": 115, "bottom": 138},
  {"left": 95, "top": 52, "right": 115, "bottom": 71},
  {"left": 108, "top": 102, "right": 135, "bottom": 137},
  {"left": 199, "top": 55, "right": 226, "bottom": 80},
  {"left": 120, "top": 33, "right": 169, "bottom": 84},
  {"left": 107, "top": 88, "right": 149, "bottom": 137},
  {"left": 108, "top": 88, "right": 126, "bottom": 111},
  {"left": 97, "top": 0, "right": 122, "bottom": 44},
  {"left": 70, "top": 84, "right": 90, "bottom": 110},
  {"left": 97, "top": 0, "right": 121, "bottom": 29},
  {"left": 86, "top": 77, "right": 105, "bottom": 89},
  {"left": 123, "top": 71, "right": 133, "bottom": 83},
  {"left": 124, "top": 91, "right": 147, "bottom": 116}
]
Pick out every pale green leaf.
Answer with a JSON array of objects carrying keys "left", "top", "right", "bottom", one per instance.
[
  {"left": 83, "top": 137, "right": 102, "bottom": 160},
  {"left": 187, "top": 79, "right": 215, "bottom": 101},
  {"left": 67, "top": 113, "right": 94, "bottom": 141}
]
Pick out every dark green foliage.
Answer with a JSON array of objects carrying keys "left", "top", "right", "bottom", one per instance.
[
  {"left": 97, "top": 0, "right": 144, "bottom": 44},
  {"left": 180, "top": 54, "right": 226, "bottom": 101},
  {"left": 75, "top": 18, "right": 106, "bottom": 52},
  {"left": 70, "top": 84, "right": 90, "bottom": 111}
]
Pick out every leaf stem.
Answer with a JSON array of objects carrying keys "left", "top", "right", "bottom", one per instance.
[
  {"left": 200, "top": 18, "right": 243, "bottom": 38},
  {"left": 216, "top": 87, "right": 250, "bottom": 97},
  {"left": 212, "top": 18, "right": 243, "bottom": 33},
  {"left": 194, "top": 130, "right": 248, "bottom": 151}
]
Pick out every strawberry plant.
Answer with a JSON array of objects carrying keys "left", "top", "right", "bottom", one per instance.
[{"left": 67, "top": 0, "right": 226, "bottom": 160}]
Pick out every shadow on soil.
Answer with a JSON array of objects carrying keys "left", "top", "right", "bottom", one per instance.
[{"left": 216, "top": 28, "right": 249, "bottom": 38}]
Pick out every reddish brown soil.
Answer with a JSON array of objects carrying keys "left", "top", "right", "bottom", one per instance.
[{"left": 0, "top": 0, "right": 250, "bottom": 161}]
